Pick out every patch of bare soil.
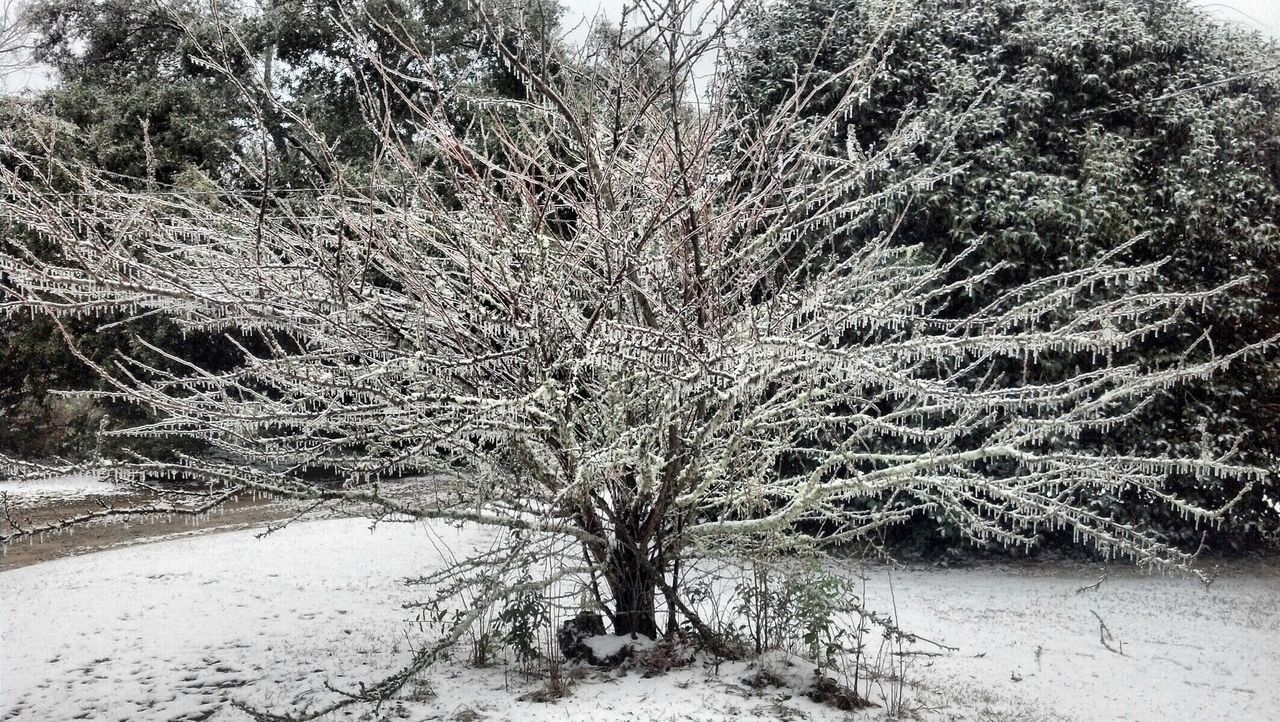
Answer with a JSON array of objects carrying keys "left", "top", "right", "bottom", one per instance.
[{"left": 2, "top": 491, "right": 295, "bottom": 570}]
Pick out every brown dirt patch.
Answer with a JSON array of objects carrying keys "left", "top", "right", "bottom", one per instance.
[{"left": 2, "top": 491, "right": 294, "bottom": 570}]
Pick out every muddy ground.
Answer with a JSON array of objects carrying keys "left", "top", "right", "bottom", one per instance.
[{"left": 1, "top": 490, "right": 294, "bottom": 570}]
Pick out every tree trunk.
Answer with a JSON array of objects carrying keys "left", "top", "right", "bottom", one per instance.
[{"left": 606, "top": 542, "right": 660, "bottom": 639}]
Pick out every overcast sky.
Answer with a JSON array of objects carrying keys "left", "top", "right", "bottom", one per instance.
[
  {"left": 1195, "top": 0, "right": 1280, "bottom": 35},
  {"left": 2, "top": 0, "right": 1277, "bottom": 95}
]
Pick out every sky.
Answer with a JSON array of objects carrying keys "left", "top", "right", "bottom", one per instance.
[
  {"left": 1194, "top": 0, "right": 1280, "bottom": 35},
  {"left": 1, "top": 0, "right": 1277, "bottom": 94}
]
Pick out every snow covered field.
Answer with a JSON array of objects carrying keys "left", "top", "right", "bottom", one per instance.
[
  {"left": 3, "top": 519, "right": 1278, "bottom": 721},
  {"left": 0, "top": 474, "right": 124, "bottom": 507}
]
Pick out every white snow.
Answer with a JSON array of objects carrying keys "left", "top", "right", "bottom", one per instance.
[
  {"left": 851, "top": 562, "right": 1280, "bottom": 720},
  {"left": 583, "top": 633, "right": 656, "bottom": 660},
  {"left": 2, "top": 520, "right": 1278, "bottom": 721},
  {"left": 0, "top": 474, "right": 125, "bottom": 506}
]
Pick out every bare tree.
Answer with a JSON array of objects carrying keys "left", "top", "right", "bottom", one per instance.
[
  {"left": 0, "top": 0, "right": 1268, "bottom": 711},
  {"left": 0, "top": 0, "right": 36, "bottom": 86}
]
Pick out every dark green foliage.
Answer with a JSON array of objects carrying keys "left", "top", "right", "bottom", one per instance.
[
  {"left": 729, "top": 0, "right": 1280, "bottom": 552},
  {"left": 23, "top": 0, "right": 246, "bottom": 181}
]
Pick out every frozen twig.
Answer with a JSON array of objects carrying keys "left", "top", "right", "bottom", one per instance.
[
  {"left": 1089, "top": 609, "right": 1125, "bottom": 656},
  {"left": 1075, "top": 570, "right": 1108, "bottom": 594}
]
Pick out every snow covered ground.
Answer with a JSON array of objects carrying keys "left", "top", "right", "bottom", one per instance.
[
  {"left": 0, "top": 474, "right": 124, "bottom": 507},
  {"left": 3, "top": 519, "right": 1278, "bottom": 721}
]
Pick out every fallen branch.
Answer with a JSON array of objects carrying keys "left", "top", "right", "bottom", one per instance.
[
  {"left": 1075, "top": 570, "right": 1107, "bottom": 594},
  {"left": 1089, "top": 609, "right": 1124, "bottom": 656}
]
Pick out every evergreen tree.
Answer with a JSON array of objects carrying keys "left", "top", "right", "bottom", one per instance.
[{"left": 727, "top": 0, "right": 1280, "bottom": 551}]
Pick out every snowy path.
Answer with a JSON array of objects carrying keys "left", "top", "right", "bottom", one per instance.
[{"left": 3, "top": 519, "right": 1278, "bottom": 720}]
